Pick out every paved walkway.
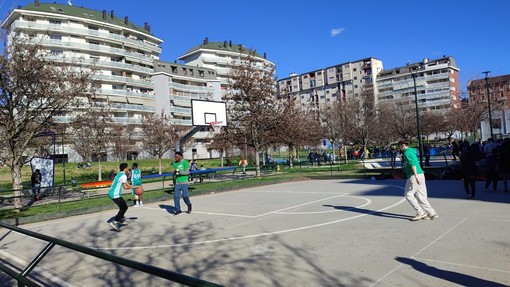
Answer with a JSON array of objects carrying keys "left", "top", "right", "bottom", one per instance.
[{"left": 1, "top": 179, "right": 509, "bottom": 286}]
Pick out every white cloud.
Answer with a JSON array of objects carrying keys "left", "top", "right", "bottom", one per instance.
[{"left": 330, "top": 28, "right": 345, "bottom": 37}]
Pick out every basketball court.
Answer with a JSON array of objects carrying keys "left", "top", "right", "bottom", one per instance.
[{"left": 1, "top": 179, "right": 509, "bottom": 286}]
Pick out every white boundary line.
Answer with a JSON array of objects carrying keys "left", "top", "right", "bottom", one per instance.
[
  {"left": 369, "top": 218, "right": 468, "bottom": 287},
  {"left": 96, "top": 197, "right": 406, "bottom": 250},
  {"left": 0, "top": 249, "right": 82, "bottom": 287}
]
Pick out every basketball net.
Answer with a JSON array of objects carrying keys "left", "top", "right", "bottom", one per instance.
[{"left": 207, "top": 121, "right": 222, "bottom": 135}]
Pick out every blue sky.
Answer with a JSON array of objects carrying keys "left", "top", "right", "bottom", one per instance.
[{"left": 2, "top": 0, "right": 509, "bottom": 96}]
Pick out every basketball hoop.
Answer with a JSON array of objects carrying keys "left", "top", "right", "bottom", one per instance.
[{"left": 208, "top": 121, "right": 222, "bottom": 133}]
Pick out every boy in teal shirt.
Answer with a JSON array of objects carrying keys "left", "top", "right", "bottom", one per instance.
[
  {"left": 108, "top": 163, "right": 138, "bottom": 231},
  {"left": 131, "top": 163, "right": 143, "bottom": 207},
  {"left": 398, "top": 139, "right": 438, "bottom": 221},
  {"left": 172, "top": 151, "right": 192, "bottom": 215}
]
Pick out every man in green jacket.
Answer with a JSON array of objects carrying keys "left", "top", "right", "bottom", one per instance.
[
  {"left": 172, "top": 151, "right": 192, "bottom": 215},
  {"left": 398, "top": 139, "right": 438, "bottom": 221}
]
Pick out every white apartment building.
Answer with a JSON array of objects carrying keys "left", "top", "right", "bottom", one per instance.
[
  {"left": 1, "top": 1, "right": 163, "bottom": 161},
  {"left": 153, "top": 60, "right": 222, "bottom": 159},
  {"left": 2, "top": 1, "right": 163, "bottom": 122},
  {"left": 376, "top": 57, "right": 461, "bottom": 112},
  {"left": 177, "top": 37, "right": 276, "bottom": 92},
  {"left": 277, "top": 57, "right": 384, "bottom": 113}
]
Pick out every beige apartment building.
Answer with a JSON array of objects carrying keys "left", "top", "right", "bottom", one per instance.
[
  {"left": 277, "top": 57, "right": 384, "bottom": 113},
  {"left": 177, "top": 37, "right": 275, "bottom": 92},
  {"left": 376, "top": 57, "right": 461, "bottom": 112}
]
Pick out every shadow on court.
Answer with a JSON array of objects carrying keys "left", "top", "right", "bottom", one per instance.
[
  {"left": 323, "top": 204, "right": 413, "bottom": 220},
  {"left": 395, "top": 257, "right": 508, "bottom": 287},
  {"left": 158, "top": 204, "right": 177, "bottom": 214},
  {"left": 334, "top": 179, "right": 510, "bottom": 205}
]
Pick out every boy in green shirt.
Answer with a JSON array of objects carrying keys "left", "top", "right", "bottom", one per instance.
[
  {"left": 398, "top": 139, "right": 438, "bottom": 221},
  {"left": 172, "top": 151, "right": 192, "bottom": 215}
]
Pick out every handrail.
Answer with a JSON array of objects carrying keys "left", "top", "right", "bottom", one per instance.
[{"left": 0, "top": 221, "right": 224, "bottom": 287}]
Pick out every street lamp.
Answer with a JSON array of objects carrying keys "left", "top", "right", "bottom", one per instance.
[
  {"left": 482, "top": 71, "right": 494, "bottom": 139},
  {"left": 409, "top": 66, "right": 423, "bottom": 167}
]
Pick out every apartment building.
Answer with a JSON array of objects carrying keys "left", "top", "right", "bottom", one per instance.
[
  {"left": 376, "top": 57, "right": 461, "bottom": 113},
  {"left": 1, "top": 1, "right": 163, "bottom": 160},
  {"left": 277, "top": 58, "right": 384, "bottom": 112},
  {"left": 153, "top": 60, "right": 222, "bottom": 158},
  {"left": 2, "top": 1, "right": 163, "bottom": 121},
  {"left": 177, "top": 37, "right": 276, "bottom": 92},
  {"left": 467, "top": 74, "right": 510, "bottom": 139}
]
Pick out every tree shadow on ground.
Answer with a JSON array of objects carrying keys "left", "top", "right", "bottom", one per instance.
[
  {"left": 395, "top": 257, "right": 508, "bottom": 287},
  {"left": 323, "top": 204, "right": 413, "bottom": 220}
]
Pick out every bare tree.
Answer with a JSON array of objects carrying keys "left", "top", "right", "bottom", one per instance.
[
  {"left": 320, "top": 100, "right": 345, "bottom": 161},
  {"left": 70, "top": 102, "right": 114, "bottom": 181},
  {"left": 224, "top": 52, "right": 282, "bottom": 177},
  {"left": 420, "top": 111, "right": 445, "bottom": 141},
  {"left": 460, "top": 100, "right": 488, "bottom": 141},
  {"left": 386, "top": 102, "right": 417, "bottom": 139},
  {"left": 0, "top": 37, "right": 96, "bottom": 209},
  {"left": 341, "top": 88, "right": 380, "bottom": 159},
  {"left": 278, "top": 97, "right": 322, "bottom": 167},
  {"left": 110, "top": 123, "right": 135, "bottom": 162},
  {"left": 208, "top": 126, "right": 236, "bottom": 167},
  {"left": 141, "top": 112, "right": 180, "bottom": 174},
  {"left": 442, "top": 109, "right": 463, "bottom": 141}
]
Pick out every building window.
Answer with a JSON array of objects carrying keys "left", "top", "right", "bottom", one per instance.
[
  {"left": 49, "top": 34, "right": 62, "bottom": 40},
  {"left": 49, "top": 49, "right": 62, "bottom": 56},
  {"left": 49, "top": 19, "right": 61, "bottom": 25}
]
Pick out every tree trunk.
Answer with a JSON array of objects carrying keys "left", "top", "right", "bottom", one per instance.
[
  {"left": 97, "top": 160, "right": 102, "bottom": 181},
  {"left": 158, "top": 157, "right": 163, "bottom": 174},
  {"left": 11, "top": 163, "right": 23, "bottom": 209},
  {"left": 255, "top": 148, "right": 261, "bottom": 177},
  {"left": 288, "top": 144, "right": 294, "bottom": 168}
]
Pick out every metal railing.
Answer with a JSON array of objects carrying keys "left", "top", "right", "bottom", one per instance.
[{"left": 0, "top": 221, "right": 224, "bottom": 287}]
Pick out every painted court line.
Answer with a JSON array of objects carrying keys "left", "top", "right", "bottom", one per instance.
[
  {"left": 95, "top": 198, "right": 407, "bottom": 251},
  {"left": 369, "top": 218, "right": 469, "bottom": 287},
  {"left": 0, "top": 249, "right": 80, "bottom": 287}
]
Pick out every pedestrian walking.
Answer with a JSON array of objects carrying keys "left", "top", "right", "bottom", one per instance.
[
  {"left": 398, "top": 139, "right": 438, "bottom": 221},
  {"left": 460, "top": 144, "right": 480, "bottom": 199},
  {"left": 172, "top": 151, "right": 192, "bottom": 215}
]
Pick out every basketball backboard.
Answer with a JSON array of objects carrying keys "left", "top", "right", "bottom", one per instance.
[{"left": 191, "top": 99, "right": 227, "bottom": 127}]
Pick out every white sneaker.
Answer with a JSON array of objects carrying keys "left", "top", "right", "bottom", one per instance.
[
  {"left": 410, "top": 213, "right": 428, "bottom": 221},
  {"left": 428, "top": 213, "right": 439, "bottom": 220},
  {"left": 139, "top": 201, "right": 144, "bottom": 207},
  {"left": 133, "top": 203, "right": 140, "bottom": 207}
]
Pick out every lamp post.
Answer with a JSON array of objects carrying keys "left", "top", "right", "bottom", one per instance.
[
  {"left": 482, "top": 71, "right": 494, "bottom": 139},
  {"left": 410, "top": 66, "right": 423, "bottom": 167}
]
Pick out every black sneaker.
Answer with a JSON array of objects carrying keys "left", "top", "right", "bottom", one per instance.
[
  {"left": 174, "top": 210, "right": 182, "bottom": 216},
  {"left": 186, "top": 204, "right": 192, "bottom": 214}
]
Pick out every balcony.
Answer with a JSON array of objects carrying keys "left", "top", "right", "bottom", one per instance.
[{"left": 12, "top": 21, "right": 162, "bottom": 53}]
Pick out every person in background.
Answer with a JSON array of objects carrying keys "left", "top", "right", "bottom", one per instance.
[
  {"left": 131, "top": 163, "right": 143, "bottom": 207},
  {"left": 31, "top": 169, "right": 42, "bottom": 201},
  {"left": 499, "top": 138, "right": 510, "bottom": 193},
  {"left": 239, "top": 157, "right": 247, "bottom": 174},
  {"left": 460, "top": 144, "right": 480, "bottom": 199}
]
